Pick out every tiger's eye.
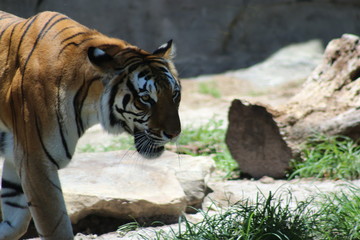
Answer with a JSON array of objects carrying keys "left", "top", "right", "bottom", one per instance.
[{"left": 141, "top": 95, "right": 150, "bottom": 102}]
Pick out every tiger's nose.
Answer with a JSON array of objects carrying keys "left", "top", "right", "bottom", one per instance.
[{"left": 163, "top": 130, "right": 181, "bottom": 139}]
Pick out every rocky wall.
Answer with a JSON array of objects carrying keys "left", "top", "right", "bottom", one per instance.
[{"left": 0, "top": 0, "right": 359, "bottom": 77}]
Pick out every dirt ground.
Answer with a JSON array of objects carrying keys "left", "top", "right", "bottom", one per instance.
[{"left": 178, "top": 73, "right": 303, "bottom": 128}]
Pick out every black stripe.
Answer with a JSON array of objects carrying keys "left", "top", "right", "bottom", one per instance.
[
  {"left": 46, "top": 176, "right": 62, "bottom": 193},
  {"left": 1, "top": 179, "right": 23, "bottom": 193},
  {"left": 4, "top": 220, "right": 13, "bottom": 228},
  {"left": 56, "top": 112, "right": 72, "bottom": 160},
  {"left": 134, "top": 115, "right": 150, "bottom": 124},
  {"left": 73, "top": 76, "right": 102, "bottom": 136},
  {"left": 124, "top": 59, "right": 143, "bottom": 69},
  {"left": 5, "top": 201, "right": 27, "bottom": 209},
  {"left": 126, "top": 78, "right": 138, "bottom": 96},
  {"left": 122, "top": 94, "right": 131, "bottom": 109},
  {"left": 109, "top": 83, "right": 120, "bottom": 126},
  {"left": 35, "top": 117, "right": 60, "bottom": 169},
  {"left": 17, "top": 15, "right": 40, "bottom": 135},
  {"left": 0, "top": 20, "right": 20, "bottom": 42},
  {"left": 16, "top": 15, "right": 39, "bottom": 57},
  {"left": 60, "top": 32, "right": 87, "bottom": 44},
  {"left": 0, "top": 132, "right": 6, "bottom": 153},
  {"left": 5, "top": 22, "right": 21, "bottom": 65},
  {"left": 58, "top": 37, "right": 94, "bottom": 56},
  {"left": 73, "top": 80, "right": 85, "bottom": 137},
  {"left": 52, "top": 25, "right": 76, "bottom": 39},
  {"left": 138, "top": 69, "right": 150, "bottom": 78},
  {"left": 115, "top": 106, "right": 142, "bottom": 117},
  {"left": 40, "top": 16, "right": 69, "bottom": 40},
  {"left": 17, "top": 15, "right": 48, "bottom": 145},
  {"left": 1, "top": 191, "right": 22, "bottom": 198},
  {"left": 20, "top": 14, "right": 56, "bottom": 73},
  {"left": 122, "top": 55, "right": 141, "bottom": 66},
  {"left": 19, "top": 15, "right": 35, "bottom": 30},
  {"left": 128, "top": 62, "right": 142, "bottom": 74},
  {"left": 157, "top": 66, "right": 168, "bottom": 73}
]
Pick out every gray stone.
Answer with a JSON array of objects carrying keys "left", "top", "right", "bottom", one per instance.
[{"left": 225, "top": 40, "right": 323, "bottom": 88}]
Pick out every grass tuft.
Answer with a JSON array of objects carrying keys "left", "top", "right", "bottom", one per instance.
[
  {"left": 289, "top": 134, "right": 360, "bottom": 180},
  {"left": 117, "top": 186, "right": 360, "bottom": 240},
  {"left": 198, "top": 81, "right": 222, "bottom": 98},
  {"left": 168, "top": 117, "right": 238, "bottom": 178},
  {"left": 131, "top": 191, "right": 316, "bottom": 240},
  {"left": 315, "top": 185, "right": 360, "bottom": 240}
]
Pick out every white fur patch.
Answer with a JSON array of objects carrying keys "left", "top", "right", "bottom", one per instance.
[{"left": 136, "top": 77, "right": 158, "bottom": 102}]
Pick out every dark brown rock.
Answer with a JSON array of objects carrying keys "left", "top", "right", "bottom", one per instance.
[{"left": 225, "top": 100, "right": 292, "bottom": 178}]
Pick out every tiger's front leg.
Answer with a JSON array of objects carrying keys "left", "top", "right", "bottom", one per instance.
[
  {"left": 0, "top": 157, "right": 31, "bottom": 240},
  {"left": 17, "top": 150, "right": 74, "bottom": 240}
]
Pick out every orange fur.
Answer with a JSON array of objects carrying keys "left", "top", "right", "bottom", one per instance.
[{"left": 0, "top": 11, "right": 180, "bottom": 239}]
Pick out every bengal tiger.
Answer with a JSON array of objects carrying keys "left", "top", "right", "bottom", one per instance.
[{"left": 0, "top": 10, "right": 181, "bottom": 240}]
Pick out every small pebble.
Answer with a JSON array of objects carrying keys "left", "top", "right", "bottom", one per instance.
[{"left": 259, "top": 176, "right": 275, "bottom": 184}]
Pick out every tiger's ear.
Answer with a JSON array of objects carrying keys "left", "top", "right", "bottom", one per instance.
[
  {"left": 88, "top": 45, "right": 121, "bottom": 71},
  {"left": 153, "top": 40, "right": 175, "bottom": 60}
]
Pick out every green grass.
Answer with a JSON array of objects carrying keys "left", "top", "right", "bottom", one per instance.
[
  {"left": 172, "top": 193, "right": 315, "bottom": 240},
  {"left": 118, "top": 186, "right": 360, "bottom": 240},
  {"left": 289, "top": 134, "right": 360, "bottom": 180},
  {"left": 198, "top": 81, "right": 221, "bottom": 98},
  {"left": 119, "top": 191, "right": 317, "bottom": 240},
  {"left": 169, "top": 117, "right": 237, "bottom": 178},
  {"left": 315, "top": 185, "right": 360, "bottom": 240}
]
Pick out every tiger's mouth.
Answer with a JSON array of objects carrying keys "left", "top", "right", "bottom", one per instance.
[{"left": 134, "top": 130, "right": 166, "bottom": 159}]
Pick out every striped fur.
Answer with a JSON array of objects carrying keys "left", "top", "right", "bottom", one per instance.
[{"left": 0, "top": 11, "right": 181, "bottom": 240}]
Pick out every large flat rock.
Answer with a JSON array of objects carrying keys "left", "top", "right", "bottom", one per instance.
[{"left": 0, "top": 151, "right": 215, "bottom": 226}]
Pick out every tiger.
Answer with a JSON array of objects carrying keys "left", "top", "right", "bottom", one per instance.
[{"left": 0, "top": 10, "right": 181, "bottom": 240}]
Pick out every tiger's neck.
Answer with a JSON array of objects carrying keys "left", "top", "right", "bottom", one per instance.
[{"left": 78, "top": 78, "right": 106, "bottom": 132}]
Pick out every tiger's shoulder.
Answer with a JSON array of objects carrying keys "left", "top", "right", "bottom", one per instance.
[{"left": 0, "top": 10, "right": 128, "bottom": 71}]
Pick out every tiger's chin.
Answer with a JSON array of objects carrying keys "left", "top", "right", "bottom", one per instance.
[
  {"left": 134, "top": 131, "right": 166, "bottom": 159},
  {"left": 136, "top": 144, "right": 165, "bottom": 159}
]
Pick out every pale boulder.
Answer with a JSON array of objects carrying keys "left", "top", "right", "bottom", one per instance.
[{"left": 59, "top": 151, "right": 215, "bottom": 224}]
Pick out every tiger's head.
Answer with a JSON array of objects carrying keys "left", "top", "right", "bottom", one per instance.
[{"left": 88, "top": 40, "right": 181, "bottom": 159}]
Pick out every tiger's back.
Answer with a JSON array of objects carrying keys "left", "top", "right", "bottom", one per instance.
[
  {"left": 0, "top": 11, "right": 126, "bottom": 138},
  {"left": 0, "top": 10, "right": 181, "bottom": 240}
]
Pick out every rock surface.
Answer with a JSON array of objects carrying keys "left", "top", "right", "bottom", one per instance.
[
  {"left": 276, "top": 34, "right": 360, "bottom": 146},
  {"left": 224, "top": 40, "right": 324, "bottom": 88},
  {"left": 61, "top": 151, "right": 215, "bottom": 224},
  {"left": 0, "top": 151, "right": 215, "bottom": 236},
  {"left": 203, "top": 179, "right": 360, "bottom": 210},
  {"left": 225, "top": 100, "right": 292, "bottom": 178},
  {"left": 225, "top": 34, "right": 360, "bottom": 178}
]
